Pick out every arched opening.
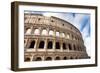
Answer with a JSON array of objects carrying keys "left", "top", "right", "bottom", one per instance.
[
  {"left": 70, "top": 57, "right": 73, "bottom": 59},
  {"left": 56, "top": 31, "right": 60, "bottom": 37},
  {"left": 25, "top": 57, "right": 30, "bottom": 61},
  {"left": 66, "top": 33, "right": 70, "bottom": 39},
  {"left": 45, "top": 57, "right": 52, "bottom": 61},
  {"left": 41, "top": 29, "right": 48, "bottom": 35},
  {"left": 72, "top": 35, "right": 75, "bottom": 40},
  {"left": 75, "top": 57, "right": 78, "bottom": 59},
  {"left": 25, "top": 28, "right": 31, "bottom": 35},
  {"left": 29, "top": 40, "right": 35, "bottom": 48},
  {"left": 63, "top": 57, "right": 67, "bottom": 60},
  {"left": 35, "top": 57, "right": 42, "bottom": 61},
  {"left": 55, "top": 56, "right": 60, "bottom": 60},
  {"left": 68, "top": 44, "right": 72, "bottom": 50},
  {"left": 56, "top": 42, "right": 60, "bottom": 49},
  {"left": 47, "top": 41, "right": 53, "bottom": 49},
  {"left": 61, "top": 33, "right": 65, "bottom": 37},
  {"left": 38, "top": 41, "right": 45, "bottom": 48},
  {"left": 34, "top": 28, "right": 40, "bottom": 35},
  {"left": 63, "top": 43, "right": 66, "bottom": 50},
  {"left": 73, "top": 45, "right": 76, "bottom": 50},
  {"left": 49, "top": 30, "right": 54, "bottom": 36}
]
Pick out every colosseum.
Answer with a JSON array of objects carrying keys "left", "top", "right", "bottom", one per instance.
[{"left": 24, "top": 13, "right": 90, "bottom": 62}]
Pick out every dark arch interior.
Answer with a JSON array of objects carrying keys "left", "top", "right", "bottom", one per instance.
[
  {"left": 68, "top": 44, "right": 72, "bottom": 50},
  {"left": 74, "top": 45, "right": 76, "bottom": 50},
  {"left": 25, "top": 28, "right": 30, "bottom": 32},
  {"left": 35, "top": 57, "right": 42, "bottom": 61},
  {"left": 56, "top": 42, "right": 60, "bottom": 49},
  {"left": 63, "top": 57, "right": 67, "bottom": 60},
  {"left": 39, "top": 41, "right": 45, "bottom": 48},
  {"left": 47, "top": 41, "right": 53, "bottom": 49},
  {"left": 63, "top": 43, "right": 66, "bottom": 49},
  {"left": 25, "top": 57, "right": 30, "bottom": 61},
  {"left": 55, "top": 57, "right": 60, "bottom": 60},
  {"left": 29, "top": 40, "right": 35, "bottom": 48},
  {"left": 75, "top": 57, "right": 78, "bottom": 59},
  {"left": 70, "top": 57, "right": 73, "bottom": 59},
  {"left": 45, "top": 57, "right": 52, "bottom": 61}
]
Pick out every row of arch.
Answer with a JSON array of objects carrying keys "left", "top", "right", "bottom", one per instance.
[
  {"left": 25, "top": 56, "right": 81, "bottom": 62},
  {"left": 26, "top": 39, "right": 84, "bottom": 51},
  {"left": 25, "top": 28, "right": 67, "bottom": 37},
  {"left": 25, "top": 27, "right": 81, "bottom": 41},
  {"left": 24, "top": 14, "right": 80, "bottom": 35}
]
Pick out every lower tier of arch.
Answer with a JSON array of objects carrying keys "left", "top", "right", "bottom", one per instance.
[{"left": 24, "top": 51, "right": 90, "bottom": 62}]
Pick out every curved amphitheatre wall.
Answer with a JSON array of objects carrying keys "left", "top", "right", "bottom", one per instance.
[{"left": 24, "top": 13, "right": 90, "bottom": 62}]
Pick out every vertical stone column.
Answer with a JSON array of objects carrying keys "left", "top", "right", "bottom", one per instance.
[
  {"left": 24, "top": 39, "right": 26, "bottom": 48},
  {"left": 67, "top": 42, "right": 70, "bottom": 52},
  {"left": 60, "top": 40, "right": 63, "bottom": 52},
  {"left": 39, "top": 27, "right": 42, "bottom": 35},
  {"left": 59, "top": 31, "right": 61, "bottom": 37},
  {"left": 30, "top": 26, "right": 33, "bottom": 34},
  {"left": 34, "top": 38, "right": 39, "bottom": 52},
  {"left": 47, "top": 27, "right": 49, "bottom": 36},
  {"left": 53, "top": 29, "right": 56, "bottom": 51},
  {"left": 44, "top": 38, "right": 48, "bottom": 51},
  {"left": 31, "top": 55, "right": 34, "bottom": 61},
  {"left": 54, "top": 29, "right": 56, "bottom": 37},
  {"left": 52, "top": 56, "right": 55, "bottom": 61},
  {"left": 42, "top": 56, "right": 45, "bottom": 61},
  {"left": 66, "top": 42, "right": 68, "bottom": 51},
  {"left": 25, "top": 39, "right": 31, "bottom": 48},
  {"left": 53, "top": 39, "right": 56, "bottom": 51},
  {"left": 71, "top": 44, "right": 74, "bottom": 51}
]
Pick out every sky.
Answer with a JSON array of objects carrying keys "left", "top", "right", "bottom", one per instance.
[{"left": 25, "top": 11, "right": 91, "bottom": 57}]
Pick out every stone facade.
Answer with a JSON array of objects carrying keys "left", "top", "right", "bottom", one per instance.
[{"left": 24, "top": 13, "right": 90, "bottom": 62}]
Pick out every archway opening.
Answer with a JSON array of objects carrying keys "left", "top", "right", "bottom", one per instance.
[
  {"left": 74, "top": 45, "right": 76, "bottom": 50},
  {"left": 25, "top": 57, "right": 30, "bottom": 62},
  {"left": 55, "top": 56, "right": 60, "bottom": 60},
  {"left": 34, "top": 28, "right": 40, "bottom": 35},
  {"left": 56, "top": 42, "right": 60, "bottom": 49},
  {"left": 61, "top": 33, "right": 65, "bottom": 37},
  {"left": 68, "top": 44, "right": 72, "bottom": 50},
  {"left": 25, "top": 28, "right": 31, "bottom": 35},
  {"left": 63, "top": 43, "right": 66, "bottom": 50},
  {"left": 41, "top": 29, "right": 48, "bottom": 35},
  {"left": 56, "top": 31, "right": 60, "bottom": 37},
  {"left": 45, "top": 57, "right": 52, "bottom": 61},
  {"left": 49, "top": 30, "right": 54, "bottom": 36},
  {"left": 63, "top": 57, "right": 67, "bottom": 60},
  {"left": 47, "top": 41, "right": 53, "bottom": 49},
  {"left": 38, "top": 41, "right": 45, "bottom": 48},
  {"left": 35, "top": 57, "right": 42, "bottom": 61},
  {"left": 29, "top": 40, "right": 35, "bottom": 48},
  {"left": 70, "top": 57, "right": 73, "bottom": 59}
]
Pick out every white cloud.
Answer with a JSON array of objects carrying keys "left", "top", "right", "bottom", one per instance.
[{"left": 84, "top": 37, "right": 91, "bottom": 56}]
